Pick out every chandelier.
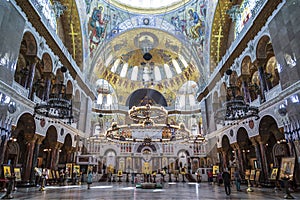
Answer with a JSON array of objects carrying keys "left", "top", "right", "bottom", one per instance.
[
  {"left": 103, "top": 103, "right": 206, "bottom": 144},
  {"left": 128, "top": 103, "right": 168, "bottom": 125},
  {"left": 216, "top": 69, "right": 259, "bottom": 124},
  {"left": 34, "top": 67, "right": 73, "bottom": 124}
]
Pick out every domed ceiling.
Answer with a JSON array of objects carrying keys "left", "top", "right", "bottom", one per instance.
[
  {"left": 108, "top": 0, "right": 192, "bottom": 14},
  {"left": 85, "top": 0, "right": 216, "bottom": 108},
  {"left": 90, "top": 28, "right": 201, "bottom": 106}
]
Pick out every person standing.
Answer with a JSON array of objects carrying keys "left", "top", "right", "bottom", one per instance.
[
  {"left": 234, "top": 169, "right": 242, "bottom": 191},
  {"left": 87, "top": 171, "right": 93, "bottom": 189},
  {"left": 222, "top": 169, "right": 231, "bottom": 195},
  {"left": 196, "top": 168, "right": 201, "bottom": 183},
  {"left": 207, "top": 170, "right": 213, "bottom": 184}
]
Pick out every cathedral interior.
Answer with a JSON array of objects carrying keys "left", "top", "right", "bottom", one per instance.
[{"left": 0, "top": 0, "right": 300, "bottom": 197}]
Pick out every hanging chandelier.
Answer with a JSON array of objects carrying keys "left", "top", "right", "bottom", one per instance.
[
  {"left": 215, "top": 69, "right": 259, "bottom": 124},
  {"left": 34, "top": 67, "right": 73, "bottom": 124},
  {"left": 103, "top": 103, "right": 206, "bottom": 144},
  {"left": 128, "top": 103, "right": 168, "bottom": 124}
]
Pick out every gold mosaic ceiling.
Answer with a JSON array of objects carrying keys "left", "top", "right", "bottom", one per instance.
[{"left": 92, "top": 28, "right": 200, "bottom": 105}]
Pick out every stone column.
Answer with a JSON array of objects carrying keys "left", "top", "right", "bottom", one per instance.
[
  {"left": 258, "top": 66, "right": 267, "bottom": 101},
  {"left": 258, "top": 139, "right": 268, "bottom": 181},
  {"left": 235, "top": 144, "right": 244, "bottom": 173},
  {"left": 232, "top": 145, "right": 239, "bottom": 169},
  {"left": 241, "top": 75, "right": 251, "bottom": 103},
  {"left": 23, "top": 134, "right": 37, "bottom": 182},
  {"left": 43, "top": 72, "right": 52, "bottom": 101},
  {"left": 250, "top": 137, "right": 262, "bottom": 169},
  {"left": 27, "top": 57, "right": 39, "bottom": 100},
  {"left": 220, "top": 148, "right": 227, "bottom": 170},
  {"left": 50, "top": 143, "right": 58, "bottom": 169},
  {"left": 0, "top": 117, "right": 13, "bottom": 165},
  {"left": 66, "top": 150, "right": 73, "bottom": 163},
  {"left": 55, "top": 143, "right": 63, "bottom": 168},
  {"left": 30, "top": 135, "right": 44, "bottom": 184}
]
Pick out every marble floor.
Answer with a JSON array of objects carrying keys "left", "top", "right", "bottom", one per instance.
[{"left": 1, "top": 181, "right": 299, "bottom": 200}]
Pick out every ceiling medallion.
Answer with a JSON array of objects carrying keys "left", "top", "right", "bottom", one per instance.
[
  {"left": 143, "top": 52, "right": 152, "bottom": 61},
  {"left": 143, "top": 18, "right": 150, "bottom": 25}
]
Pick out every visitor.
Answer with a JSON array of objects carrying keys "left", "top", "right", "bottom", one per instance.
[
  {"left": 87, "top": 171, "right": 93, "bottom": 189},
  {"left": 222, "top": 169, "right": 231, "bottom": 195},
  {"left": 207, "top": 170, "right": 213, "bottom": 184},
  {"left": 234, "top": 169, "right": 242, "bottom": 191},
  {"left": 34, "top": 167, "right": 41, "bottom": 187},
  {"left": 196, "top": 168, "right": 201, "bottom": 183},
  {"left": 217, "top": 171, "right": 223, "bottom": 186}
]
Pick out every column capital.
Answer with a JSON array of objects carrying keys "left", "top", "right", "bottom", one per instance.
[
  {"left": 232, "top": 143, "right": 240, "bottom": 150},
  {"left": 250, "top": 137, "right": 258, "bottom": 146},
  {"left": 255, "top": 135, "right": 265, "bottom": 144},
  {"left": 35, "top": 134, "right": 45, "bottom": 144},
  {"left": 24, "top": 133, "right": 37, "bottom": 143}
]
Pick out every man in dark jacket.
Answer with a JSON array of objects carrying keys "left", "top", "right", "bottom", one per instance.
[{"left": 222, "top": 169, "right": 231, "bottom": 195}]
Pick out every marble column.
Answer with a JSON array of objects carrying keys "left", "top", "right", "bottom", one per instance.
[
  {"left": 258, "top": 66, "right": 267, "bottom": 101},
  {"left": 0, "top": 117, "right": 13, "bottom": 165},
  {"left": 258, "top": 140, "right": 268, "bottom": 181},
  {"left": 250, "top": 137, "right": 262, "bottom": 169},
  {"left": 50, "top": 143, "right": 58, "bottom": 169},
  {"left": 232, "top": 146, "right": 239, "bottom": 169},
  {"left": 0, "top": 116, "right": 13, "bottom": 177},
  {"left": 66, "top": 150, "right": 73, "bottom": 163},
  {"left": 27, "top": 57, "right": 39, "bottom": 100},
  {"left": 236, "top": 144, "right": 244, "bottom": 173},
  {"left": 54, "top": 143, "right": 63, "bottom": 168},
  {"left": 241, "top": 75, "right": 251, "bottom": 103},
  {"left": 23, "top": 134, "right": 37, "bottom": 182},
  {"left": 221, "top": 148, "right": 227, "bottom": 170},
  {"left": 30, "top": 135, "right": 44, "bottom": 184},
  {"left": 43, "top": 72, "right": 52, "bottom": 101}
]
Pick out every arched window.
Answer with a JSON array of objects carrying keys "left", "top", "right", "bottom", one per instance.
[{"left": 131, "top": 66, "right": 138, "bottom": 80}]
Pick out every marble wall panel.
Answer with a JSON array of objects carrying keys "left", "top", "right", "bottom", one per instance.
[
  {"left": 269, "top": 1, "right": 300, "bottom": 90},
  {"left": 0, "top": 1, "right": 25, "bottom": 85}
]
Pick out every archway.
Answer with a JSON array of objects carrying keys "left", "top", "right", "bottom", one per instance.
[
  {"left": 236, "top": 127, "right": 255, "bottom": 174},
  {"left": 13, "top": 113, "right": 36, "bottom": 182},
  {"left": 59, "top": 134, "right": 73, "bottom": 164},
  {"left": 126, "top": 88, "right": 167, "bottom": 108},
  {"left": 221, "top": 135, "right": 234, "bottom": 169},
  {"left": 259, "top": 115, "right": 287, "bottom": 180},
  {"left": 39, "top": 125, "right": 58, "bottom": 169}
]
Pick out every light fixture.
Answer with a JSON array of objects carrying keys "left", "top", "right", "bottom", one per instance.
[
  {"left": 128, "top": 103, "right": 168, "bottom": 124},
  {"left": 215, "top": 69, "right": 259, "bottom": 124},
  {"left": 104, "top": 104, "right": 206, "bottom": 144},
  {"left": 34, "top": 66, "right": 73, "bottom": 124}
]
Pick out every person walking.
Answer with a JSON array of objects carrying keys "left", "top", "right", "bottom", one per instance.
[
  {"left": 87, "top": 171, "right": 93, "bottom": 189},
  {"left": 222, "top": 169, "right": 231, "bottom": 195},
  {"left": 234, "top": 169, "right": 242, "bottom": 191}
]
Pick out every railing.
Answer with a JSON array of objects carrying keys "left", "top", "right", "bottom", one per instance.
[{"left": 265, "top": 84, "right": 282, "bottom": 102}]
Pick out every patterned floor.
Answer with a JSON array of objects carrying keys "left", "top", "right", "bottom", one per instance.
[{"left": 1, "top": 181, "right": 299, "bottom": 200}]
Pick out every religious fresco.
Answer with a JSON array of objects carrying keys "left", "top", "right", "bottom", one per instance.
[{"left": 235, "top": 0, "right": 257, "bottom": 37}]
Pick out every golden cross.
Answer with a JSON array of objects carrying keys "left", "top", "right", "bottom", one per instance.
[
  {"left": 213, "top": 26, "right": 223, "bottom": 62},
  {"left": 69, "top": 23, "right": 78, "bottom": 58}
]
